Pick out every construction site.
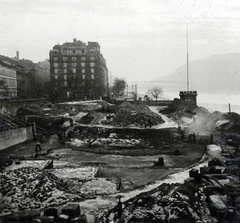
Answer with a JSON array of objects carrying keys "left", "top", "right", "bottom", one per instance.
[{"left": 1, "top": 98, "right": 240, "bottom": 222}]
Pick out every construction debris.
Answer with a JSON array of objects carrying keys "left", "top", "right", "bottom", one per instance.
[
  {"left": 0, "top": 167, "right": 81, "bottom": 213},
  {"left": 101, "top": 102, "right": 164, "bottom": 127}
]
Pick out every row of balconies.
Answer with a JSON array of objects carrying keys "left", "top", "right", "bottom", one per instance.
[{"left": 52, "top": 64, "right": 96, "bottom": 69}]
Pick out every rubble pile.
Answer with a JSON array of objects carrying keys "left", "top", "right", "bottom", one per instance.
[
  {"left": 160, "top": 98, "right": 209, "bottom": 121},
  {"left": 218, "top": 112, "right": 240, "bottom": 134},
  {"left": 16, "top": 106, "right": 46, "bottom": 116},
  {"left": 67, "top": 127, "right": 153, "bottom": 151},
  {"left": 91, "top": 138, "right": 143, "bottom": 148},
  {"left": 160, "top": 98, "right": 227, "bottom": 135},
  {"left": 0, "top": 167, "right": 81, "bottom": 214},
  {"left": 97, "top": 181, "right": 208, "bottom": 223},
  {"left": 102, "top": 102, "right": 164, "bottom": 127},
  {"left": 188, "top": 149, "right": 240, "bottom": 222}
]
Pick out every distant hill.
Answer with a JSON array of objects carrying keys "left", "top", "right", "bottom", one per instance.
[{"left": 155, "top": 53, "right": 240, "bottom": 93}]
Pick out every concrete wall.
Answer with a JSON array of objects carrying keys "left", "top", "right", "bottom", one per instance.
[
  {"left": 0, "top": 98, "right": 51, "bottom": 115},
  {"left": 0, "top": 126, "right": 33, "bottom": 151}
]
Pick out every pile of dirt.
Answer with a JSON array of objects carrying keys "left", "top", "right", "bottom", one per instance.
[
  {"left": 0, "top": 167, "right": 81, "bottom": 214},
  {"left": 102, "top": 102, "right": 164, "bottom": 127},
  {"left": 160, "top": 98, "right": 225, "bottom": 135},
  {"left": 213, "top": 112, "right": 240, "bottom": 144},
  {"left": 161, "top": 98, "right": 209, "bottom": 120},
  {"left": 97, "top": 180, "right": 210, "bottom": 223}
]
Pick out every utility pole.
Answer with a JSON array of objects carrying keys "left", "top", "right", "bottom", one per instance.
[
  {"left": 186, "top": 24, "right": 189, "bottom": 91},
  {"left": 135, "top": 84, "right": 137, "bottom": 100}
]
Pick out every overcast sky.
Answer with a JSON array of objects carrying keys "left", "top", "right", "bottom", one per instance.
[{"left": 1, "top": 0, "right": 240, "bottom": 82}]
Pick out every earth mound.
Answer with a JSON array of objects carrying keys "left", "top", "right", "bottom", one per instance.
[
  {"left": 160, "top": 98, "right": 209, "bottom": 120},
  {"left": 102, "top": 102, "right": 165, "bottom": 127},
  {"left": 160, "top": 98, "right": 224, "bottom": 135}
]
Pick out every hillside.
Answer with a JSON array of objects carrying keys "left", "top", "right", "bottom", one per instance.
[{"left": 154, "top": 53, "right": 240, "bottom": 93}]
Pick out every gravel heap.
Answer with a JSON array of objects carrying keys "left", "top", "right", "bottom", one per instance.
[
  {"left": 102, "top": 102, "right": 164, "bottom": 127},
  {"left": 0, "top": 167, "right": 81, "bottom": 214}
]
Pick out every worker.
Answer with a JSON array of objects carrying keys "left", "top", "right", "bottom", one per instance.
[
  {"left": 210, "top": 134, "right": 213, "bottom": 144},
  {"left": 177, "top": 124, "right": 182, "bottom": 133},
  {"left": 188, "top": 133, "right": 193, "bottom": 143},
  {"left": 35, "top": 143, "right": 42, "bottom": 152},
  {"left": 148, "top": 119, "right": 152, "bottom": 128},
  {"left": 192, "top": 133, "right": 196, "bottom": 144}
]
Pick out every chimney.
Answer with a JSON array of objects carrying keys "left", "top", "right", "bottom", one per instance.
[{"left": 16, "top": 51, "right": 19, "bottom": 60}]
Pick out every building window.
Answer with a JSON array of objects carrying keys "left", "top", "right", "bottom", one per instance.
[
  {"left": 63, "top": 63, "right": 67, "bottom": 68},
  {"left": 82, "top": 50, "right": 85, "bottom": 54},
  {"left": 64, "top": 69, "right": 67, "bottom": 73},
  {"left": 8, "top": 79, "right": 16, "bottom": 88},
  {"left": 82, "top": 74, "right": 85, "bottom": 79},
  {"left": 53, "top": 57, "right": 58, "bottom": 61},
  {"left": 91, "top": 68, "right": 94, "bottom": 73},
  {"left": 82, "top": 69, "right": 85, "bottom": 73},
  {"left": 90, "top": 62, "right": 95, "bottom": 67},
  {"left": 72, "top": 57, "right": 77, "bottom": 61},
  {"left": 55, "top": 75, "right": 58, "bottom": 80},
  {"left": 64, "top": 81, "right": 67, "bottom": 86},
  {"left": 82, "top": 81, "right": 85, "bottom": 85},
  {"left": 90, "top": 56, "right": 94, "bottom": 61},
  {"left": 63, "top": 57, "right": 67, "bottom": 61},
  {"left": 54, "top": 69, "right": 58, "bottom": 74},
  {"left": 53, "top": 63, "right": 58, "bottom": 67},
  {"left": 81, "top": 62, "right": 85, "bottom": 67},
  {"left": 64, "top": 75, "right": 67, "bottom": 80},
  {"left": 81, "top": 57, "right": 86, "bottom": 61},
  {"left": 73, "top": 68, "right": 76, "bottom": 73},
  {"left": 91, "top": 74, "right": 94, "bottom": 79},
  {"left": 73, "top": 74, "right": 76, "bottom": 79},
  {"left": 72, "top": 62, "right": 77, "bottom": 67}
]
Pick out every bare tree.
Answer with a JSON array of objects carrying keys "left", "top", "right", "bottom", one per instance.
[{"left": 147, "top": 86, "right": 163, "bottom": 103}]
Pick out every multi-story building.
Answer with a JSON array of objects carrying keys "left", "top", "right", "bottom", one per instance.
[
  {"left": 0, "top": 54, "right": 50, "bottom": 98},
  {"left": 0, "top": 60, "right": 17, "bottom": 98},
  {"left": 49, "top": 39, "right": 109, "bottom": 98},
  {"left": 18, "top": 59, "right": 50, "bottom": 97}
]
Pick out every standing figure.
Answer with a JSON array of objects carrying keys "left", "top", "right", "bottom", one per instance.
[
  {"left": 188, "top": 133, "right": 193, "bottom": 143},
  {"left": 192, "top": 132, "right": 196, "bottom": 144},
  {"left": 148, "top": 119, "right": 152, "bottom": 128},
  {"left": 210, "top": 133, "right": 213, "bottom": 144},
  {"left": 177, "top": 124, "right": 182, "bottom": 133}
]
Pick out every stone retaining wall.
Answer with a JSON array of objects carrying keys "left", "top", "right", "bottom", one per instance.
[{"left": 0, "top": 126, "right": 34, "bottom": 151}]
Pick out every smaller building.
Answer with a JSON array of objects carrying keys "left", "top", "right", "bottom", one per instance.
[{"left": 179, "top": 91, "right": 198, "bottom": 105}]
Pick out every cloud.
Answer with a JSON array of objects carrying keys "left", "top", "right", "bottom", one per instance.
[{"left": 1, "top": 0, "right": 240, "bottom": 81}]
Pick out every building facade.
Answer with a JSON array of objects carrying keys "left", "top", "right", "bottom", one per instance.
[
  {"left": 0, "top": 60, "right": 17, "bottom": 98},
  {"left": 49, "top": 39, "right": 108, "bottom": 98},
  {"left": 0, "top": 54, "right": 50, "bottom": 98},
  {"left": 14, "top": 59, "right": 50, "bottom": 98}
]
